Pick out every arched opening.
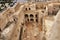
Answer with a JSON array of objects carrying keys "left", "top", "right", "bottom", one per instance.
[
  {"left": 36, "top": 19, "right": 38, "bottom": 23},
  {"left": 29, "top": 8, "right": 31, "bottom": 10},
  {"left": 27, "top": 19, "right": 29, "bottom": 22},
  {"left": 30, "top": 18, "right": 34, "bottom": 22},
  {"left": 30, "top": 14, "right": 34, "bottom": 17},
  {"left": 42, "top": 11, "right": 44, "bottom": 13},
  {"left": 44, "top": 7, "right": 46, "bottom": 9},
  {"left": 0, "top": 28, "right": 2, "bottom": 32},
  {"left": 25, "top": 8, "right": 27, "bottom": 11},
  {"left": 52, "top": 11, "right": 58, "bottom": 15},
  {"left": 25, "top": 14, "right": 28, "bottom": 18},
  {"left": 35, "top": 14, "right": 38, "bottom": 18}
]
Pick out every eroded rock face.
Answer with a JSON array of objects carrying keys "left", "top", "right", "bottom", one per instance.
[{"left": 48, "top": 10, "right": 60, "bottom": 40}]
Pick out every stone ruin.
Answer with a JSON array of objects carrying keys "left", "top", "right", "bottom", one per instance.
[{"left": 0, "top": 2, "right": 60, "bottom": 40}]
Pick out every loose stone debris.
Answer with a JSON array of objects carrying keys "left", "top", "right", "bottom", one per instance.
[{"left": 0, "top": 2, "right": 60, "bottom": 40}]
